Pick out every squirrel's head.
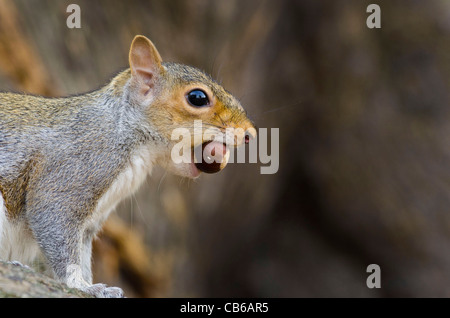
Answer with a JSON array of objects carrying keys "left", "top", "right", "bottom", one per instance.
[{"left": 127, "top": 35, "right": 256, "bottom": 178}]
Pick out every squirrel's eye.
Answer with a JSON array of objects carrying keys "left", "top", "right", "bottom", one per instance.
[{"left": 187, "top": 89, "right": 209, "bottom": 107}]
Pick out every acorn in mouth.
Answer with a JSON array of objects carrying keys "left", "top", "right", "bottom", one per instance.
[{"left": 194, "top": 141, "right": 230, "bottom": 174}]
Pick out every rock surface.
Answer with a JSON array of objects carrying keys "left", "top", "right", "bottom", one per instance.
[{"left": 0, "top": 261, "right": 90, "bottom": 298}]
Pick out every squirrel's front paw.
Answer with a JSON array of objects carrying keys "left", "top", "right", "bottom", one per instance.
[{"left": 82, "top": 283, "right": 124, "bottom": 298}]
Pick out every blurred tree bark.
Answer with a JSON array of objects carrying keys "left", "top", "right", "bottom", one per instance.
[{"left": 0, "top": 0, "right": 55, "bottom": 94}]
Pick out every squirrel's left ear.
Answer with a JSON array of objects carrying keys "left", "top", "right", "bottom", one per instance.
[{"left": 129, "top": 35, "right": 163, "bottom": 96}]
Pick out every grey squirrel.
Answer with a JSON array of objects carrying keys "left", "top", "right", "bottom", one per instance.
[{"left": 0, "top": 35, "right": 256, "bottom": 297}]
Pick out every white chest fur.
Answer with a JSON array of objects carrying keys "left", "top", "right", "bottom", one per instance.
[
  {"left": 0, "top": 192, "right": 41, "bottom": 263},
  {"left": 0, "top": 144, "right": 156, "bottom": 264},
  {"left": 85, "top": 144, "right": 155, "bottom": 234}
]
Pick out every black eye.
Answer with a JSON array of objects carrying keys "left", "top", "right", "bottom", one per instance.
[{"left": 187, "top": 89, "right": 209, "bottom": 107}]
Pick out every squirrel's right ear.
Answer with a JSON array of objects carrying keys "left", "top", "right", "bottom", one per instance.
[{"left": 129, "top": 35, "right": 163, "bottom": 97}]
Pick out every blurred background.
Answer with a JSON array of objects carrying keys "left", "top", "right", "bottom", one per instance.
[{"left": 0, "top": 0, "right": 449, "bottom": 297}]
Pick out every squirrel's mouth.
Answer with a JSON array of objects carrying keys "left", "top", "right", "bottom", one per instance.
[{"left": 193, "top": 141, "right": 230, "bottom": 174}]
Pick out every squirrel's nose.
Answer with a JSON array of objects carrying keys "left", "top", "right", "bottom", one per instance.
[{"left": 245, "top": 127, "right": 257, "bottom": 144}]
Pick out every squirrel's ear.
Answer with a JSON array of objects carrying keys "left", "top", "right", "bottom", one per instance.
[{"left": 129, "top": 35, "right": 163, "bottom": 96}]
